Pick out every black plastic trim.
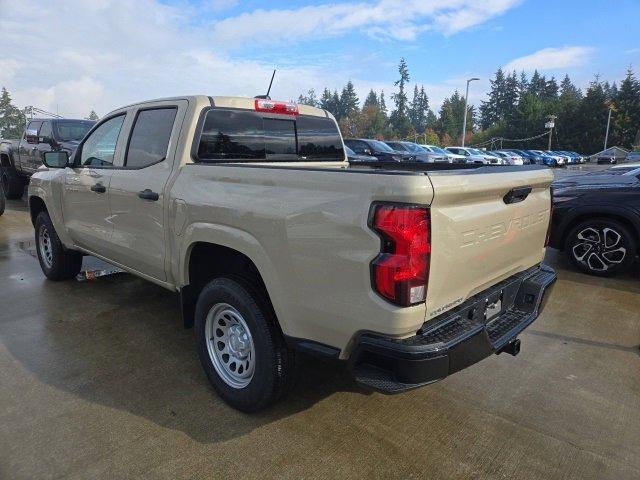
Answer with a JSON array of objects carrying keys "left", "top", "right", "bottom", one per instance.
[{"left": 350, "top": 264, "right": 557, "bottom": 393}]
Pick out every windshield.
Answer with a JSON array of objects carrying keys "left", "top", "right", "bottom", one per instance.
[
  {"left": 428, "top": 146, "right": 448, "bottom": 155},
  {"left": 370, "top": 140, "right": 396, "bottom": 153},
  {"left": 344, "top": 146, "right": 355, "bottom": 155},
  {"left": 53, "top": 120, "right": 95, "bottom": 142},
  {"left": 469, "top": 148, "right": 486, "bottom": 155},
  {"left": 403, "top": 143, "right": 425, "bottom": 153}
]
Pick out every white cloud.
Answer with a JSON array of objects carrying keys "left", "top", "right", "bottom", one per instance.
[
  {"left": 209, "top": 0, "right": 521, "bottom": 46},
  {"left": 503, "top": 46, "right": 594, "bottom": 72},
  {"left": 0, "top": 0, "right": 519, "bottom": 117}
]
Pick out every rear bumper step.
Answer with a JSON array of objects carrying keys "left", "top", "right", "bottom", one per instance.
[{"left": 350, "top": 264, "right": 556, "bottom": 393}]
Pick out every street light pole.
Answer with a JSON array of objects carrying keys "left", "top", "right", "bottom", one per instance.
[
  {"left": 461, "top": 77, "right": 479, "bottom": 147},
  {"left": 604, "top": 105, "right": 613, "bottom": 150}
]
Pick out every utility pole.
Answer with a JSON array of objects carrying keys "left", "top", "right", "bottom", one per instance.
[
  {"left": 545, "top": 115, "right": 557, "bottom": 150},
  {"left": 461, "top": 77, "right": 479, "bottom": 146},
  {"left": 604, "top": 104, "right": 613, "bottom": 150}
]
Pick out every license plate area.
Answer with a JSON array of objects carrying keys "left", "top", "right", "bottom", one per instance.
[{"left": 484, "top": 293, "right": 503, "bottom": 322}]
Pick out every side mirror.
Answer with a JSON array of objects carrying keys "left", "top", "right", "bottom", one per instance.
[
  {"left": 364, "top": 148, "right": 372, "bottom": 155},
  {"left": 43, "top": 151, "right": 70, "bottom": 168},
  {"left": 25, "top": 129, "right": 39, "bottom": 144}
]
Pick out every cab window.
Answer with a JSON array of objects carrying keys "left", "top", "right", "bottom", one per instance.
[
  {"left": 79, "top": 115, "right": 125, "bottom": 167},
  {"left": 125, "top": 108, "right": 177, "bottom": 168}
]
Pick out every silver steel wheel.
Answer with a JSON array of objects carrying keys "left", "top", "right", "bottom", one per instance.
[
  {"left": 572, "top": 226, "right": 627, "bottom": 272},
  {"left": 205, "top": 303, "right": 255, "bottom": 389},
  {"left": 38, "top": 225, "right": 54, "bottom": 269}
]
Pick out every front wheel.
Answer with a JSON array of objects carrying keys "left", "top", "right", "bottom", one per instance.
[
  {"left": 566, "top": 219, "right": 636, "bottom": 277},
  {"left": 35, "top": 212, "right": 83, "bottom": 280},
  {"left": 194, "top": 277, "right": 296, "bottom": 412}
]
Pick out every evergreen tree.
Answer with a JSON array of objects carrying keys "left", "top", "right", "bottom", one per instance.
[
  {"left": 379, "top": 91, "right": 388, "bottom": 116},
  {"left": 339, "top": 81, "right": 359, "bottom": 118},
  {"left": 612, "top": 68, "right": 640, "bottom": 148},
  {"left": 528, "top": 70, "right": 547, "bottom": 98},
  {"left": 319, "top": 88, "right": 334, "bottom": 112},
  {"left": 0, "top": 87, "right": 26, "bottom": 138},
  {"left": 555, "top": 75, "right": 582, "bottom": 149},
  {"left": 438, "top": 90, "right": 471, "bottom": 141},
  {"left": 297, "top": 89, "right": 319, "bottom": 107},
  {"left": 409, "top": 85, "right": 430, "bottom": 133},
  {"left": 575, "top": 79, "right": 609, "bottom": 153},
  {"left": 390, "top": 58, "right": 412, "bottom": 137},
  {"left": 87, "top": 110, "right": 99, "bottom": 121},
  {"left": 363, "top": 90, "right": 379, "bottom": 109},
  {"left": 331, "top": 90, "right": 341, "bottom": 119}
]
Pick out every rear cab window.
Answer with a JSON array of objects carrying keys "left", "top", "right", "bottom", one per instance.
[{"left": 195, "top": 109, "right": 344, "bottom": 162}]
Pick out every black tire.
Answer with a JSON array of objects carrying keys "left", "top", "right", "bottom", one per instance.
[
  {"left": 566, "top": 218, "right": 636, "bottom": 277},
  {"left": 34, "top": 212, "right": 83, "bottom": 280},
  {"left": 0, "top": 165, "right": 25, "bottom": 200},
  {"left": 194, "top": 277, "right": 296, "bottom": 412}
]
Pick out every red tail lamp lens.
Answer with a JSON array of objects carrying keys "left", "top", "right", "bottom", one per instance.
[{"left": 371, "top": 205, "right": 430, "bottom": 306}]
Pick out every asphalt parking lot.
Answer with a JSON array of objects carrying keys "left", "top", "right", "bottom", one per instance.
[{"left": 1, "top": 165, "right": 638, "bottom": 479}]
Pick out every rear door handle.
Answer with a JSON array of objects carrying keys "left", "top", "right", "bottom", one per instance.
[
  {"left": 90, "top": 183, "right": 106, "bottom": 193},
  {"left": 138, "top": 189, "right": 159, "bottom": 201},
  {"left": 504, "top": 186, "right": 532, "bottom": 204}
]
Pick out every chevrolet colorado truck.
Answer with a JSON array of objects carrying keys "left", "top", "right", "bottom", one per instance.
[
  {"left": 27, "top": 95, "right": 556, "bottom": 412},
  {"left": 0, "top": 118, "right": 95, "bottom": 199}
]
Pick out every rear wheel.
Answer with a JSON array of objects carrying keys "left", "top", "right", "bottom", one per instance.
[
  {"left": 566, "top": 218, "right": 636, "bottom": 277},
  {"left": 0, "top": 165, "right": 25, "bottom": 200},
  {"left": 194, "top": 277, "right": 296, "bottom": 412},
  {"left": 35, "top": 212, "right": 83, "bottom": 280}
]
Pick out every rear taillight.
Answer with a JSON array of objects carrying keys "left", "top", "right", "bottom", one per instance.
[
  {"left": 545, "top": 188, "right": 554, "bottom": 247},
  {"left": 370, "top": 204, "right": 430, "bottom": 307},
  {"left": 254, "top": 99, "right": 299, "bottom": 115}
]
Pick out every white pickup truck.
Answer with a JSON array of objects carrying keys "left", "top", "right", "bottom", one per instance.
[{"left": 28, "top": 95, "right": 556, "bottom": 411}]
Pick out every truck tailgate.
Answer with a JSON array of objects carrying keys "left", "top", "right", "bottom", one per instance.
[{"left": 425, "top": 167, "right": 553, "bottom": 320}]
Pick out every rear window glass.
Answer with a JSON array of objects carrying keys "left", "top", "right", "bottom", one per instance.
[
  {"left": 196, "top": 109, "right": 343, "bottom": 162},
  {"left": 264, "top": 118, "right": 296, "bottom": 155},
  {"left": 296, "top": 115, "right": 343, "bottom": 160}
]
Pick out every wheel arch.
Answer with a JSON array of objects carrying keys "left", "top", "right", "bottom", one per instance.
[
  {"left": 28, "top": 195, "right": 49, "bottom": 226},
  {"left": 560, "top": 208, "right": 640, "bottom": 253},
  {"left": 179, "top": 231, "right": 285, "bottom": 334}
]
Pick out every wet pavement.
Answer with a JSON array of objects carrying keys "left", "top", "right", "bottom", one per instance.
[{"left": 0, "top": 191, "right": 639, "bottom": 479}]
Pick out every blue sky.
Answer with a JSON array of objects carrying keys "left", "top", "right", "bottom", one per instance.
[{"left": 1, "top": 0, "right": 639, "bottom": 117}]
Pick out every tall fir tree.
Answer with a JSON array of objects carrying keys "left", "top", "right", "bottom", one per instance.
[
  {"left": 390, "top": 58, "right": 412, "bottom": 137},
  {"left": 409, "top": 85, "right": 430, "bottom": 133},
  {"left": 339, "top": 81, "right": 359, "bottom": 119},
  {"left": 612, "top": 68, "right": 640, "bottom": 148}
]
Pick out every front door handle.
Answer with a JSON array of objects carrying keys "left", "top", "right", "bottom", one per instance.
[
  {"left": 138, "top": 189, "right": 159, "bottom": 201},
  {"left": 90, "top": 183, "right": 106, "bottom": 193}
]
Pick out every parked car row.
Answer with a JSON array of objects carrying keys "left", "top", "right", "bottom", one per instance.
[{"left": 344, "top": 140, "right": 514, "bottom": 165}]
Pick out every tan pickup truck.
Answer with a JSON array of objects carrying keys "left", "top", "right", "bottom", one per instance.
[{"left": 28, "top": 95, "right": 556, "bottom": 411}]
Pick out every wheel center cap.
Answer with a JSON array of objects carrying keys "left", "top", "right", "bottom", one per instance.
[{"left": 227, "top": 324, "right": 249, "bottom": 358}]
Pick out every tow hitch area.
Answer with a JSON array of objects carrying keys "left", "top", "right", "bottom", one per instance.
[{"left": 498, "top": 338, "right": 521, "bottom": 356}]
